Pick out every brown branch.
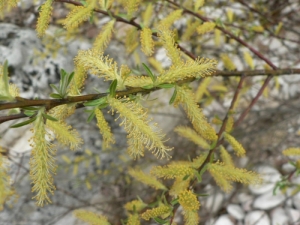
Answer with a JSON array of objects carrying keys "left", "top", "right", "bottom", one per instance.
[
  {"left": 1, "top": 68, "right": 299, "bottom": 124},
  {"left": 196, "top": 75, "right": 246, "bottom": 175},
  {"left": 166, "top": 0, "right": 277, "bottom": 70}
]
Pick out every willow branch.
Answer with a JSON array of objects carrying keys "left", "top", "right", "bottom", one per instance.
[{"left": 166, "top": 0, "right": 277, "bottom": 69}]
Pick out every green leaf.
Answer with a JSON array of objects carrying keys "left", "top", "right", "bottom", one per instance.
[
  {"left": 43, "top": 113, "right": 58, "bottom": 121},
  {"left": 89, "top": 12, "right": 95, "bottom": 24},
  {"left": 0, "top": 95, "right": 11, "bottom": 101},
  {"left": 67, "top": 72, "right": 75, "bottom": 86},
  {"left": 22, "top": 106, "right": 40, "bottom": 111},
  {"left": 153, "top": 217, "right": 168, "bottom": 224},
  {"left": 142, "top": 84, "right": 154, "bottom": 89},
  {"left": 98, "top": 103, "right": 109, "bottom": 109},
  {"left": 215, "top": 18, "right": 225, "bottom": 28},
  {"left": 170, "top": 198, "right": 178, "bottom": 206},
  {"left": 109, "top": 79, "right": 118, "bottom": 97},
  {"left": 24, "top": 110, "right": 36, "bottom": 117},
  {"left": 142, "top": 63, "right": 156, "bottom": 83},
  {"left": 84, "top": 97, "right": 107, "bottom": 107},
  {"left": 80, "top": 0, "right": 87, "bottom": 6},
  {"left": 157, "top": 83, "right": 175, "bottom": 89},
  {"left": 198, "top": 163, "right": 209, "bottom": 182},
  {"left": 169, "top": 89, "right": 177, "bottom": 104},
  {"left": 195, "top": 171, "right": 202, "bottom": 182},
  {"left": 50, "top": 84, "right": 60, "bottom": 94},
  {"left": 50, "top": 93, "right": 62, "bottom": 99},
  {"left": 182, "top": 175, "right": 190, "bottom": 181},
  {"left": 87, "top": 110, "right": 95, "bottom": 123},
  {"left": 210, "top": 140, "right": 217, "bottom": 149},
  {"left": 10, "top": 117, "right": 37, "bottom": 128}
]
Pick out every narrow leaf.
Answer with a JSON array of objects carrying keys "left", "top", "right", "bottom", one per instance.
[
  {"left": 142, "top": 84, "right": 154, "bottom": 89},
  {"left": 50, "top": 93, "right": 62, "bottom": 99},
  {"left": 169, "top": 89, "right": 177, "bottom": 104},
  {"left": 109, "top": 79, "right": 118, "bottom": 97},
  {"left": 157, "top": 83, "right": 175, "bottom": 89},
  {"left": 153, "top": 217, "right": 168, "bottom": 224},
  {"left": 87, "top": 110, "right": 95, "bottom": 123},
  {"left": 10, "top": 117, "right": 37, "bottom": 128},
  {"left": 142, "top": 63, "right": 156, "bottom": 83},
  {"left": 43, "top": 113, "right": 58, "bottom": 121},
  {"left": 84, "top": 97, "right": 107, "bottom": 107},
  {"left": 50, "top": 84, "right": 60, "bottom": 94},
  {"left": 67, "top": 72, "right": 75, "bottom": 86},
  {"left": 24, "top": 110, "right": 36, "bottom": 117}
]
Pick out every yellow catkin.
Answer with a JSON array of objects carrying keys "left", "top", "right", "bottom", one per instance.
[
  {"left": 158, "top": 9, "right": 183, "bottom": 29},
  {"left": 169, "top": 176, "right": 192, "bottom": 197},
  {"left": 190, "top": 153, "right": 208, "bottom": 169},
  {"left": 125, "top": 27, "right": 139, "bottom": 53},
  {"left": 157, "top": 28, "right": 182, "bottom": 66},
  {"left": 214, "top": 29, "right": 221, "bottom": 47},
  {"left": 124, "top": 200, "right": 147, "bottom": 212},
  {"left": 182, "top": 20, "right": 201, "bottom": 41},
  {"left": 140, "top": 27, "right": 154, "bottom": 56},
  {"left": 197, "top": 22, "right": 216, "bottom": 35},
  {"left": 0, "top": 0, "right": 19, "bottom": 16},
  {"left": 275, "top": 22, "right": 283, "bottom": 35},
  {"left": 223, "top": 132, "right": 246, "bottom": 157},
  {"left": 209, "top": 162, "right": 262, "bottom": 186},
  {"left": 93, "top": 20, "right": 115, "bottom": 52},
  {"left": 220, "top": 146, "right": 234, "bottom": 167},
  {"left": 8, "top": 83, "right": 19, "bottom": 98},
  {"left": 243, "top": 51, "right": 255, "bottom": 69},
  {"left": 36, "top": 0, "right": 53, "bottom": 37},
  {"left": 208, "top": 163, "right": 233, "bottom": 192},
  {"left": 282, "top": 148, "right": 300, "bottom": 156},
  {"left": 141, "top": 205, "right": 171, "bottom": 220},
  {"left": 225, "top": 116, "right": 234, "bottom": 133},
  {"left": 175, "top": 126, "right": 210, "bottom": 150},
  {"left": 49, "top": 104, "right": 76, "bottom": 121},
  {"left": 127, "top": 214, "right": 140, "bottom": 225},
  {"left": 148, "top": 57, "right": 164, "bottom": 73},
  {"left": 178, "top": 190, "right": 200, "bottom": 211},
  {"left": 175, "top": 86, "right": 217, "bottom": 141},
  {"left": 252, "top": 25, "right": 264, "bottom": 33},
  {"left": 221, "top": 54, "right": 236, "bottom": 71},
  {"left": 120, "top": 64, "right": 131, "bottom": 79},
  {"left": 63, "top": 2, "right": 95, "bottom": 31},
  {"left": 108, "top": 97, "right": 173, "bottom": 159},
  {"left": 151, "top": 164, "right": 195, "bottom": 179},
  {"left": 124, "top": 76, "right": 153, "bottom": 88},
  {"left": 30, "top": 108, "right": 56, "bottom": 206},
  {"left": 129, "top": 169, "right": 167, "bottom": 190},
  {"left": 74, "top": 210, "right": 110, "bottom": 225},
  {"left": 0, "top": 148, "right": 16, "bottom": 211},
  {"left": 195, "top": 77, "right": 211, "bottom": 102},
  {"left": 95, "top": 108, "right": 115, "bottom": 150},
  {"left": 194, "top": 0, "right": 205, "bottom": 10},
  {"left": 157, "top": 57, "right": 217, "bottom": 84},
  {"left": 226, "top": 9, "right": 234, "bottom": 23},
  {"left": 142, "top": 3, "right": 153, "bottom": 27},
  {"left": 69, "top": 64, "right": 87, "bottom": 95},
  {"left": 74, "top": 49, "right": 120, "bottom": 82},
  {"left": 46, "top": 120, "right": 83, "bottom": 150},
  {"left": 125, "top": 0, "right": 141, "bottom": 17},
  {"left": 183, "top": 210, "right": 200, "bottom": 225}
]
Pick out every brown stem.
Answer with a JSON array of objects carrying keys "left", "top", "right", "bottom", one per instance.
[
  {"left": 166, "top": 0, "right": 277, "bottom": 69},
  {"left": 196, "top": 75, "right": 246, "bottom": 175},
  {"left": 1, "top": 68, "right": 299, "bottom": 123}
]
